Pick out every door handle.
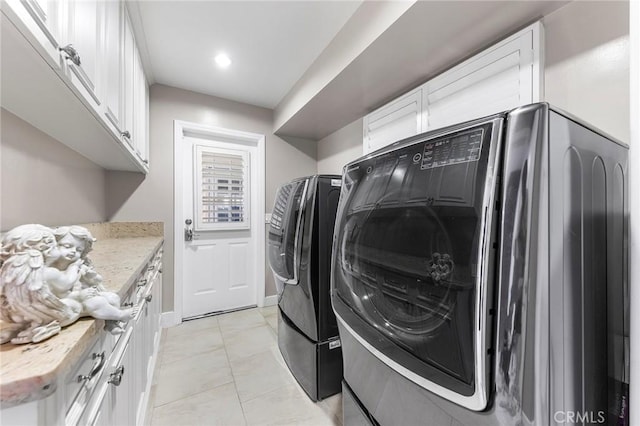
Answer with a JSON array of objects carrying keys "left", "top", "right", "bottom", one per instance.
[
  {"left": 185, "top": 219, "right": 193, "bottom": 241},
  {"left": 291, "top": 180, "right": 309, "bottom": 284}
]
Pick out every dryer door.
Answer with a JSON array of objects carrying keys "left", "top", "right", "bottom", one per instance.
[
  {"left": 268, "top": 178, "right": 308, "bottom": 292},
  {"left": 332, "top": 119, "right": 503, "bottom": 411}
]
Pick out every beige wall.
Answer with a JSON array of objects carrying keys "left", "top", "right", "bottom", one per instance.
[
  {"left": 1, "top": 109, "right": 107, "bottom": 230},
  {"left": 317, "top": 117, "right": 363, "bottom": 175},
  {"left": 543, "top": 0, "right": 629, "bottom": 143},
  {"left": 106, "top": 84, "right": 316, "bottom": 312}
]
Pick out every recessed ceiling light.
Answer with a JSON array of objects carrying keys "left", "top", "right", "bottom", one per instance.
[{"left": 214, "top": 53, "right": 231, "bottom": 69}]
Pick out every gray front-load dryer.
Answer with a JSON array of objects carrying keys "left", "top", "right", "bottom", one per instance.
[{"left": 331, "top": 103, "right": 629, "bottom": 425}]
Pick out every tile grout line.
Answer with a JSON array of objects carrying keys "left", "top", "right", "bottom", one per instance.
[
  {"left": 150, "top": 319, "right": 236, "bottom": 411},
  {"left": 221, "top": 310, "right": 290, "bottom": 424},
  {"left": 218, "top": 314, "right": 253, "bottom": 426},
  {"left": 151, "top": 308, "right": 323, "bottom": 425}
]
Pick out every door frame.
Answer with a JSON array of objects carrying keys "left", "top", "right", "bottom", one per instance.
[{"left": 173, "top": 120, "right": 266, "bottom": 322}]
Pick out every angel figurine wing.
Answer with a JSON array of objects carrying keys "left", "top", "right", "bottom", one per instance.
[
  {"left": 1, "top": 249, "right": 45, "bottom": 290},
  {"left": 0, "top": 250, "right": 75, "bottom": 334}
]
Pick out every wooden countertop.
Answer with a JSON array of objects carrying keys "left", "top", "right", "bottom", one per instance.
[{"left": 0, "top": 235, "right": 163, "bottom": 407}]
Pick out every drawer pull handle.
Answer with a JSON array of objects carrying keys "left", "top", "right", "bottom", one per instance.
[
  {"left": 137, "top": 279, "right": 148, "bottom": 287},
  {"left": 77, "top": 351, "right": 106, "bottom": 383},
  {"left": 147, "top": 265, "right": 155, "bottom": 271},
  {"left": 145, "top": 294, "right": 153, "bottom": 303},
  {"left": 108, "top": 365, "right": 125, "bottom": 386},
  {"left": 122, "top": 302, "right": 134, "bottom": 308},
  {"left": 121, "top": 130, "right": 131, "bottom": 139}
]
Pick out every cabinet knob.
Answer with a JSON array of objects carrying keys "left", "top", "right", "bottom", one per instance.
[
  {"left": 121, "top": 130, "right": 131, "bottom": 139},
  {"left": 143, "top": 159, "right": 149, "bottom": 164},
  {"left": 145, "top": 294, "right": 153, "bottom": 303},
  {"left": 108, "top": 365, "right": 125, "bottom": 386},
  {"left": 137, "top": 278, "right": 148, "bottom": 288},
  {"left": 59, "top": 44, "right": 81, "bottom": 66}
]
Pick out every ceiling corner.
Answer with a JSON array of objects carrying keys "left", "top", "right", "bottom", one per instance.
[{"left": 125, "top": 0, "right": 156, "bottom": 85}]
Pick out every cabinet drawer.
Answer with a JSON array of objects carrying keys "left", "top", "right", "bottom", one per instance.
[
  {"left": 136, "top": 247, "right": 163, "bottom": 299},
  {"left": 64, "top": 334, "right": 107, "bottom": 425}
]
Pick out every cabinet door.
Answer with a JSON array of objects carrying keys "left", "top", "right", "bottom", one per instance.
[
  {"left": 122, "top": 9, "right": 136, "bottom": 150},
  {"left": 363, "top": 87, "right": 422, "bottom": 154},
  {"left": 78, "top": 381, "right": 112, "bottom": 426},
  {"left": 152, "top": 269, "right": 162, "bottom": 351},
  {"left": 4, "top": 0, "right": 64, "bottom": 67},
  {"left": 108, "top": 334, "right": 134, "bottom": 426},
  {"left": 103, "top": 0, "right": 123, "bottom": 134},
  {"left": 133, "top": 49, "right": 149, "bottom": 164},
  {"left": 122, "top": 7, "right": 149, "bottom": 169},
  {"left": 129, "top": 299, "right": 149, "bottom": 425},
  {"left": 62, "top": 0, "right": 103, "bottom": 108}
]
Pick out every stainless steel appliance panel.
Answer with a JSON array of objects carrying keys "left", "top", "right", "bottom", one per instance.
[{"left": 334, "top": 103, "right": 629, "bottom": 426}]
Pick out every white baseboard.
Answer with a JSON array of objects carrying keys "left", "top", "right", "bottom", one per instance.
[
  {"left": 263, "top": 295, "right": 278, "bottom": 307},
  {"left": 160, "top": 311, "right": 181, "bottom": 328}
]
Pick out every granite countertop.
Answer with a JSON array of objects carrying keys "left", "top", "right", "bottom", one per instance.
[{"left": 0, "top": 223, "right": 163, "bottom": 407}]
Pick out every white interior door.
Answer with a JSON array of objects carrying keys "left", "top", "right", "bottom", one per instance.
[{"left": 181, "top": 135, "right": 258, "bottom": 319}]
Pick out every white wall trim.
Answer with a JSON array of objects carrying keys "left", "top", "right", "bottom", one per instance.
[
  {"left": 160, "top": 311, "right": 180, "bottom": 328},
  {"left": 263, "top": 295, "right": 278, "bottom": 307},
  {"left": 629, "top": 0, "right": 638, "bottom": 421},
  {"left": 173, "top": 120, "right": 266, "bottom": 320}
]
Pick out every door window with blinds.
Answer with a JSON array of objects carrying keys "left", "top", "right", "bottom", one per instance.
[
  {"left": 194, "top": 145, "right": 250, "bottom": 231},
  {"left": 363, "top": 22, "right": 542, "bottom": 154}
]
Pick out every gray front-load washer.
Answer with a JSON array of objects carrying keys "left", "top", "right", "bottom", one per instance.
[{"left": 331, "top": 103, "right": 629, "bottom": 425}]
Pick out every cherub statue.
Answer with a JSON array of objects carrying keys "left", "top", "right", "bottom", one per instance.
[
  {"left": 0, "top": 224, "right": 82, "bottom": 344},
  {"left": 0, "top": 224, "right": 138, "bottom": 345},
  {"left": 51, "top": 226, "right": 137, "bottom": 333}
]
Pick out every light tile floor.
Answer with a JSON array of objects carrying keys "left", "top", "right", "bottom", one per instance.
[{"left": 147, "top": 306, "right": 342, "bottom": 426}]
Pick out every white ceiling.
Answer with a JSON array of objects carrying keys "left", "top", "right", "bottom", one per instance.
[
  {"left": 132, "top": 0, "right": 570, "bottom": 139},
  {"left": 133, "top": 0, "right": 362, "bottom": 109},
  {"left": 275, "top": 0, "right": 570, "bottom": 139}
]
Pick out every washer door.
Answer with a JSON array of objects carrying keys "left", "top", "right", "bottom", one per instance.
[
  {"left": 268, "top": 178, "right": 308, "bottom": 292},
  {"left": 332, "top": 120, "right": 502, "bottom": 410}
]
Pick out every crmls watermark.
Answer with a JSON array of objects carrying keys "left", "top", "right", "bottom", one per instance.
[{"left": 553, "top": 411, "right": 606, "bottom": 424}]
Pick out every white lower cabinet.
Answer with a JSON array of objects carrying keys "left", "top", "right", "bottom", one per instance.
[
  {"left": 82, "top": 250, "right": 163, "bottom": 426},
  {"left": 2, "top": 244, "right": 163, "bottom": 426}
]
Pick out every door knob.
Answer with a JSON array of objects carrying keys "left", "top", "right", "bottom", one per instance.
[{"left": 185, "top": 219, "right": 194, "bottom": 241}]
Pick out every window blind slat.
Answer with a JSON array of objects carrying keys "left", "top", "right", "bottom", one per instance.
[{"left": 195, "top": 145, "right": 250, "bottom": 230}]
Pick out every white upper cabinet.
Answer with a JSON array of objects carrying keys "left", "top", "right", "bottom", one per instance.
[
  {"left": 122, "top": 8, "right": 136, "bottom": 150},
  {"left": 61, "top": 0, "right": 103, "bottom": 109},
  {"left": 134, "top": 51, "right": 149, "bottom": 164},
  {"left": 4, "top": 0, "right": 64, "bottom": 67},
  {"left": 1, "top": 0, "right": 149, "bottom": 173},
  {"left": 104, "top": 0, "right": 124, "bottom": 134},
  {"left": 422, "top": 23, "right": 541, "bottom": 132},
  {"left": 363, "top": 87, "right": 422, "bottom": 154},
  {"left": 363, "top": 22, "right": 542, "bottom": 154},
  {"left": 123, "top": 7, "right": 148, "bottom": 168}
]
